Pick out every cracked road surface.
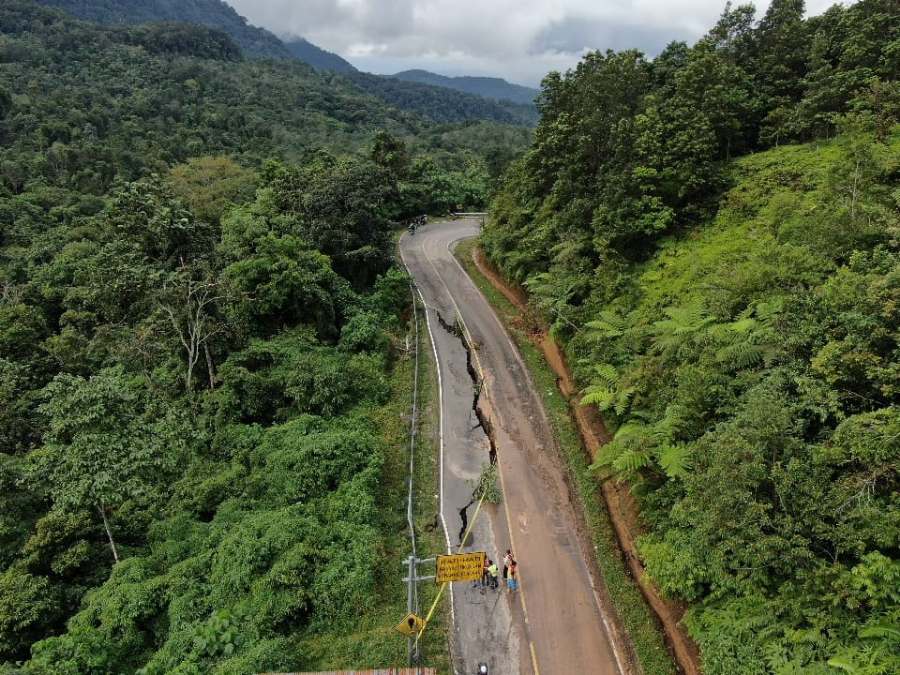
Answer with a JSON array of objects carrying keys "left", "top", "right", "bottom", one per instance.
[{"left": 401, "top": 219, "right": 627, "bottom": 675}]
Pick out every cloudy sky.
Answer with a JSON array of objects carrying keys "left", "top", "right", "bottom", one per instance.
[{"left": 225, "top": 0, "right": 842, "bottom": 87}]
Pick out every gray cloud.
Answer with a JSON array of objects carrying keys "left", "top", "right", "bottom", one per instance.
[
  {"left": 531, "top": 17, "right": 694, "bottom": 57},
  {"left": 224, "top": 0, "right": 845, "bottom": 87}
]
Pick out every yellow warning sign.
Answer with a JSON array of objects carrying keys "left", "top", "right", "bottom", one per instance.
[
  {"left": 395, "top": 612, "right": 425, "bottom": 637},
  {"left": 435, "top": 551, "right": 486, "bottom": 583}
]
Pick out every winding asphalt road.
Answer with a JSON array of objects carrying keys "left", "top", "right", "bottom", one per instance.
[{"left": 401, "top": 219, "right": 627, "bottom": 675}]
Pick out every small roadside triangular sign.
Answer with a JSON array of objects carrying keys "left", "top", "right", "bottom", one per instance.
[{"left": 395, "top": 612, "right": 425, "bottom": 637}]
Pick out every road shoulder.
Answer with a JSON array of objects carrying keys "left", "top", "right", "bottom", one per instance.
[{"left": 454, "top": 238, "right": 679, "bottom": 675}]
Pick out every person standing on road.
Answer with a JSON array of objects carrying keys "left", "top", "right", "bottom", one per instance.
[
  {"left": 480, "top": 558, "right": 490, "bottom": 589},
  {"left": 507, "top": 560, "right": 518, "bottom": 592},
  {"left": 488, "top": 560, "right": 499, "bottom": 590},
  {"left": 502, "top": 549, "right": 513, "bottom": 581}
]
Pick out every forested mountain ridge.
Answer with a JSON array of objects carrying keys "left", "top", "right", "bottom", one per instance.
[
  {"left": 484, "top": 0, "right": 899, "bottom": 673},
  {"left": 0, "top": 1, "right": 520, "bottom": 204},
  {"left": 392, "top": 70, "right": 539, "bottom": 105},
  {"left": 283, "top": 36, "right": 358, "bottom": 73},
  {"left": 33, "top": 0, "right": 539, "bottom": 127},
  {"left": 0, "top": 1, "right": 526, "bottom": 670},
  {"left": 346, "top": 71, "right": 540, "bottom": 127},
  {"left": 34, "top": 0, "right": 291, "bottom": 58}
]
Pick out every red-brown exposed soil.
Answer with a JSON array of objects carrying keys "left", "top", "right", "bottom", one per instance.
[{"left": 472, "top": 248, "right": 702, "bottom": 675}]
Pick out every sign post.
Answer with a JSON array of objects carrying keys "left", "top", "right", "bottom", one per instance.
[
  {"left": 435, "top": 551, "right": 487, "bottom": 584},
  {"left": 400, "top": 555, "right": 435, "bottom": 664}
]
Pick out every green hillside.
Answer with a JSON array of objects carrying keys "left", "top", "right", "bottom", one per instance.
[
  {"left": 576, "top": 134, "right": 898, "bottom": 672},
  {"left": 483, "top": 0, "right": 899, "bottom": 672},
  {"left": 34, "top": 0, "right": 291, "bottom": 58},
  {"left": 347, "top": 71, "right": 540, "bottom": 126},
  {"left": 0, "top": 1, "right": 525, "bottom": 206},
  {"left": 33, "top": 0, "right": 538, "bottom": 127}
]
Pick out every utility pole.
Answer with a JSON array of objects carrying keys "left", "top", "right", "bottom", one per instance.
[
  {"left": 402, "top": 285, "right": 437, "bottom": 667},
  {"left": 403, "top": 555, "right": 436, "bottom": 665}
]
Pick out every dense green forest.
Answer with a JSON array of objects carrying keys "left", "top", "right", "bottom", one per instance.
[
  {"left": 346, "top": 71, "right": 540, "bottom": 127},
  {"left": 33, "top": 0, "right": 539, "bottom": 127},
  {"left": 0, "top": 2, "right": 528, "bottom": 210},
  {"left": 0, "top": 1, "right": 526, "bottom": 671},
  {"left": 484, "top": 0, "right": 899, "bottom": 673},
  {"left": 35, "top": 0, "right": 294, "bottom": 59}
]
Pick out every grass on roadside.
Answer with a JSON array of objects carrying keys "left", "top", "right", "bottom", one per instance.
[
  {"left": 296, "top": 289, "right": 450, "bottom": 672},
  {"left": 454, "top": 238, "right": 676, "bottom": 675}
]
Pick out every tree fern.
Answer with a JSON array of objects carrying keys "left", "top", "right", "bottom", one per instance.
[
  {"left": 657, "top": 443, "right": 693, "bottom": 479},
  {"left": 580, "top": 385, "right": 616, "bottom": 409},
  {"left": 612, "top": 448, "right": 652, "bottom": 475},
  {"left": 592, "top": 440, "right": 625, "bottom": 471},
  {"left": 593, "top": 363, "right": 619, "bottom": 387},
  {"left": 585, "top": 310, "right": 627, "bottom": 339},
  {"left": 708, "top": 317, "right": 757, "bottom": 342},
  {"left": 651, "top": 301, "right": 713, "bottom": 355},
  {"left": 614, "top": 387, "right": 635, "bottom": 416},
  {"left": 716, "top": 341, "right": 767, "bottom": 370},
  {"left": 858, "top": 622, "right": 900, "bottom": 641}
]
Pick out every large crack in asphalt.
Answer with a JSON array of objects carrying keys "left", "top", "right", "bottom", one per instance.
[{"left": 436, "top": 309, "right": 499, "bottom": 468}]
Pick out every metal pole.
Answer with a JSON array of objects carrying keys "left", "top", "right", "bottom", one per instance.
[
  {"left": 407, "top": 555, "right": 415, "bottom": 665},
  {"left": 407, "top": 285, "right": 421, "bottom": 666}
]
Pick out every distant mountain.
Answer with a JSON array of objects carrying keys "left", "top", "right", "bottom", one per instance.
[
  {"left": 392, "top": 70, "right": 538, "bottom": 105},
  {"left": 282, "top": 37, "right": 357, "bottom": 73},
  {"left": 35, "top": 0, "right": 292, "bottom": 59},
  {"left": 34, "top": 0, "right": 538, "bottom": 127},
  {"left": 346, "top": 72, "right": 539, "bottom": 126}
]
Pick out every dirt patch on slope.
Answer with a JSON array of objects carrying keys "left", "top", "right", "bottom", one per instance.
[{"left": 472, "top": 247, "right": 702, "bottom": 675}]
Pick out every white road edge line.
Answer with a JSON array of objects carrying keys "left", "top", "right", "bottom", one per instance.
[{"left": 445, "top": 231, "right": 629, "bottom": 675}]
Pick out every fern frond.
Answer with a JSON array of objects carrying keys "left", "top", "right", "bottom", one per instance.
[
  {"left": 753, "top": 298, "right": 785, "bottom": 321},
  {"left": 707, "top": 323, "right": 734, "bottom": 342},
  {"left": 580, "top": 386, "right": 616, "bottom": 410},
  {"left": 585, "top": 310, "right": 627, "bottom": 338},
  {"left": 655, "top": 404, "right": 687, "bottom": 440},
  {"left": 826, "top": 656, "right": 859, "bottom": 674},
  {"left": 659, "top": 302, "right": 713, "bottom": 335},
  {"left": 657, "top": 443, "right": 692, "bottom": 479},
  {"left": 716, "top": 341, "right": 765, "bottom": 370},
  {"left": 591, "top": 441, "right": 625, "bottom": 469},
  {"left": 592, "top": 363, "right": 619, "bottom": 387},
  {"left": 728, "top": 317, "right": 757, "bottom": 334},
  {"left": 612, "top": 420, "right": 651, "bottom": 443},
  {"left": 614, "top": 387, "right": 635, "bottom": 416},
  {"left": 859, "top": 623, "right": 900, "bottom": 640},
  {"left": 613, "top": 449, "right": 651, "bottom": 475},
  {"left": 650, "top": 330, "right": 684, "bottom": 355}
]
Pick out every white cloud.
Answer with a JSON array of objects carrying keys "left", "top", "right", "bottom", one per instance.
[{"left": 225, "top": 0, "right": 849, "bottom": 86}]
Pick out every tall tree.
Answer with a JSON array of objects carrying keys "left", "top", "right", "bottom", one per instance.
[{"left": 27, "top": 369, "right": 183, "bottom": 562}]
